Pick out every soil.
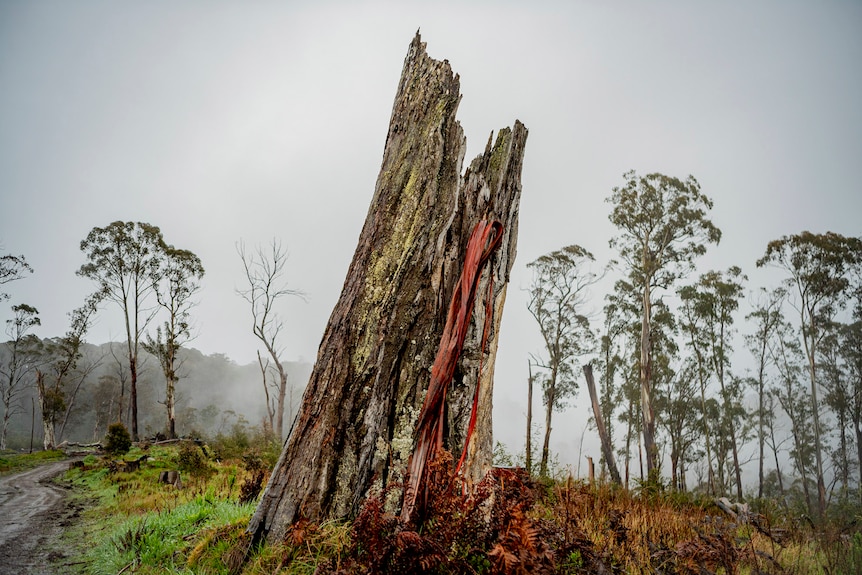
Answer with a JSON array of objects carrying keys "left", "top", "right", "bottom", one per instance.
[{"left": 0, "top": 461, "right": 86, "bottom": 574}]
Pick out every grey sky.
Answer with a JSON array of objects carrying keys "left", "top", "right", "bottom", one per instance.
[{"left": 1, "top": 1, "right": 860, "bottom": 473}]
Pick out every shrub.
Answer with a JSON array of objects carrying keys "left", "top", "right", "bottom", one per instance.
[
  {"left": 177, "top": 441, "right": 211, "bottom": 477},
  {"left": 104, "top": 423, "right": 132, "bottom": 456},
  {"left": 239, "top": 452, "right": 267, "bottom": 504}
]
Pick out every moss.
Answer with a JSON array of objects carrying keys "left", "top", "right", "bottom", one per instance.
[
  {"left": 332, "top": 450, "right": 359, "bottom": 518},
  {"left": 350, "top": 95, "right": 453, "bottom": 376},
  {"left": 372, "top": 400, "right": 421, "bottom": 514},
  {"left": 486, "top": 127, "right": 512, "bottom": 195}
]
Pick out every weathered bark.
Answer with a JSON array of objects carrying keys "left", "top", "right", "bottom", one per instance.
[
  {"left": 248, "top": 33, "right": 527, "bottom": 543},
  {"left": 35, "top": 371, "right": 56, "bottom": 450},
  {"left": 584, "top": 364, "right": 621, "bottom": 484}
]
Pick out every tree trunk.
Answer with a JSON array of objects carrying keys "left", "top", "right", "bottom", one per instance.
[
  {"left": 166, "top": 374, "right": 177, "bottom": 439},
  {"left": 526, "top": 361, "right": 533, "bottom": 475},
  {"left": 1, "top": 410, "right": 11, "bottom": 451},
  {"left": 855, "top": 421, "right": 862, "bottom": 503},
  {"left": 248, "top": 33, "right": 527, "bottom": 544},
  {"left": 541, "top": 385, "right": 554, "bottom": 476},
  {"left": 757, "top": 370, "right": 765, "bottom": 500},
  {"left": 625, "top": 402, "right": 634, "bottom": 489},
  {"left": 640, "top": 278, "right": 657, "bottom": 478},
  {"left": 802, "top": 313, "right": 827, "bottom": 516},
  {"left": 275, "top": 362, "right": 287, "bottom": 441},
  {"left": 838, "top": 409, "right": 848, "bottom": 492},
  {"left": 35, "top": 372, "right": 56, "bottom": 450},
  {"left": 129, "top": 357, "right": 138, "bottom": 441},
  {"left": 257, "top": 351, "right": 275, "bottom": 435},
  {"left": 719, "top": 381, "right": 743, "bottom": 499},
  {"left": 583, "top": 364, "right": 621, "bottom": 484},
  {"left": 769, "top": 420, "right": 785, "bottom": 499}
]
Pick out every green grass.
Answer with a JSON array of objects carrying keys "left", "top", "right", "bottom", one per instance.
[
  {"left": 62, "top": 442, "right": 267, "bottom": 574},
  {"left": 0, "top": 449, "right": 65, "bottom": 474},
  {"left": 86, "top": 494, "right": 256, "bottom": 575}
]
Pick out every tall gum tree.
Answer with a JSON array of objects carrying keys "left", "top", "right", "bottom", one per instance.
[
  {"left": 78, "top": 221, "right": 166, "bottom": 440},
  {"left": 678, "top": 267, "right": 746, "bottom": 498},
  {"left": 35, "top": 295, "right": 99, "bottom": 449},
  {"left": 745, "top": 287, "right": 785, "bottom": 499},
  {"left": 595, "top": 299, "right": 627, "bottom": 481},
  {"left": 770, "top": 314, "right": 815, "bottom": 514},
  {"left": 607, "top": 171, "right": 720, "bottom": 478},
  {"left": 526, "top": 245, "right": 600, "bottom": 477},
  {"left": 247, "top": 33, "right": 527, "bottom": 543},
  {"left": 757, "top": 231, "right": 862, "bottom": 516},
  {"left": 0, "top": 304, "right": 40, "bottom": 450},
  {"left": 144, "top": 246, "right": 204, "bottom": 439}
]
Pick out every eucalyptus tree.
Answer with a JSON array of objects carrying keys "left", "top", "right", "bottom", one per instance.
[
  {"left": 678, "top": 267, "right": 747, "bottom": 498},
  {"left": 763, "top": 390, "right": 788, "bottom": 500},
  {"left": 237, "top": 239, "right": 304, "bottom": 441},
  {"left": 527, "top": 244, "right": 601, "bottom": 476},
  {"left": 0, "top": 249, "right": 32, "bottom": 301},
  {"left": 841, "top": 319, "right": 862, "bottom": 498},
  {"left": 144, "top": 246, "right": 205, "bottom": 438},
  {"left": 35, "top": 295, "right": 100, "bottom": 449},
  {"left": 771, "top": 314, "right": 815, "bottom": 515},
  {"left": 0, "top": 304, "right": 40, "bottom": 450},
  {"left": 745, "top": 287, "right": 786, "bottom": 499},
  {"left": 757, "top": 231, "right": 862, "bottom": 515},
  {"left": 607, "top": 171, "right": 720, "bottom": 478},
  {"left": 593, "top": 298, "right": 629, "bottom": 480},
  {"left": 656, "top": 359, "right": 700, "bottom": 491},
  {"left": 678, "top": 282, "right": 717, "bottom": 494},
  {"left": 609, "top": 280, "right": 642, "bottom": 486},
  {"left": 819, "top": 327, "right": 852, "bottom": 493},
  {"left": 78, "top": 221, "right": 167, "bottom": 440}
]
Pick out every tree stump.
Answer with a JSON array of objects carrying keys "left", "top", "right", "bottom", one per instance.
[
  {"left": 248, "top": 32, "right": 527, "bottom": 544},
  {"left": 158, "top": 470, "right": 183, "bottom": 488}
]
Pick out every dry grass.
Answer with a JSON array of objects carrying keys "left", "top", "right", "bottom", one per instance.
[{"left": 67, "top": 445, "right": 862, "bottom": 574}]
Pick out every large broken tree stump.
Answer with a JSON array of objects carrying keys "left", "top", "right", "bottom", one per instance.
[{"left": 248, "top": 32, "right": 527, "bottom": 544}]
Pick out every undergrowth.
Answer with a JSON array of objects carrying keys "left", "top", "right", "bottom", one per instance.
[
  {"left": 61, "top": 442, "right": 862, "bottom": 574},
  {"left": 60, "top": 439, "right": 273, "bottom": 574}
]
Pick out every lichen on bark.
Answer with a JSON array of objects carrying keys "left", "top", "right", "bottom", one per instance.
[{"left": 248, "top": 32, "right": 527, "bottom": 544}]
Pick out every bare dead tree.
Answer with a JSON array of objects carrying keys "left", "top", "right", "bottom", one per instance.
[{"left": 237, "top": 239, "right": 305, "bottom": 442}]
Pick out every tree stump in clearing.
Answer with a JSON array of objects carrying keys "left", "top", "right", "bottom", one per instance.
[
  {"left": 158, "top": 470, "right": 182, "bottom": 488},
  {"left": 248, "top": 32, "right": 527, "bottom": 544}
]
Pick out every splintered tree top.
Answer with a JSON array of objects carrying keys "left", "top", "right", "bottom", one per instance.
[{"left": 248, "top": 32, "right": 527, "bottom": 543}]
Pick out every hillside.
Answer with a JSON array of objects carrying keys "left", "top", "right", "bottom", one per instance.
[{"left": 0, "top": 340, "right": 311, "bottom": 450}]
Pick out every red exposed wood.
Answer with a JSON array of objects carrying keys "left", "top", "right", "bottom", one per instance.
[{"left": 401, "top": 219, "right": 503, "bottom": 523}]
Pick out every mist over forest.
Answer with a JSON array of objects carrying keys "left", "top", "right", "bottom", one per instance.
[{"left": 0, "top": 340, "right": 310, "bottom": 450}]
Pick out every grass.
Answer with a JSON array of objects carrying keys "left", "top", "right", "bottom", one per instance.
[
  {"left": 59, "top": 443, "right": 862, "bottom": 574},
  {"left": 87, "top": 495, "right": 256, "bottom": 574},
  {"left": 59, "top": 441, "right": 267, "bottom": 574},
  {"left": 0, "top": 448, "right": 65, "bottom": 474}
]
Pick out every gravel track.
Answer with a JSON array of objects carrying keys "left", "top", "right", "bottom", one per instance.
[{"left": 0, "top": 461, "right": 82, "bottom": 574}]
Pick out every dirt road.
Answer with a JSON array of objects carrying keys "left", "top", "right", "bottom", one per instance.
[{"left": 0, "top": 461, "right": 81, "bottom": 574}]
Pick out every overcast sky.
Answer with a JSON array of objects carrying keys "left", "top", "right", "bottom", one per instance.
[{"left": 1, "top": 1, "right": 860, "bottom": 475}]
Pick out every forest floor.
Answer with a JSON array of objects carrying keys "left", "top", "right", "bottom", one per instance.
[{"left": 0, "top": 459, "right": 86, "bottom": 574}]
